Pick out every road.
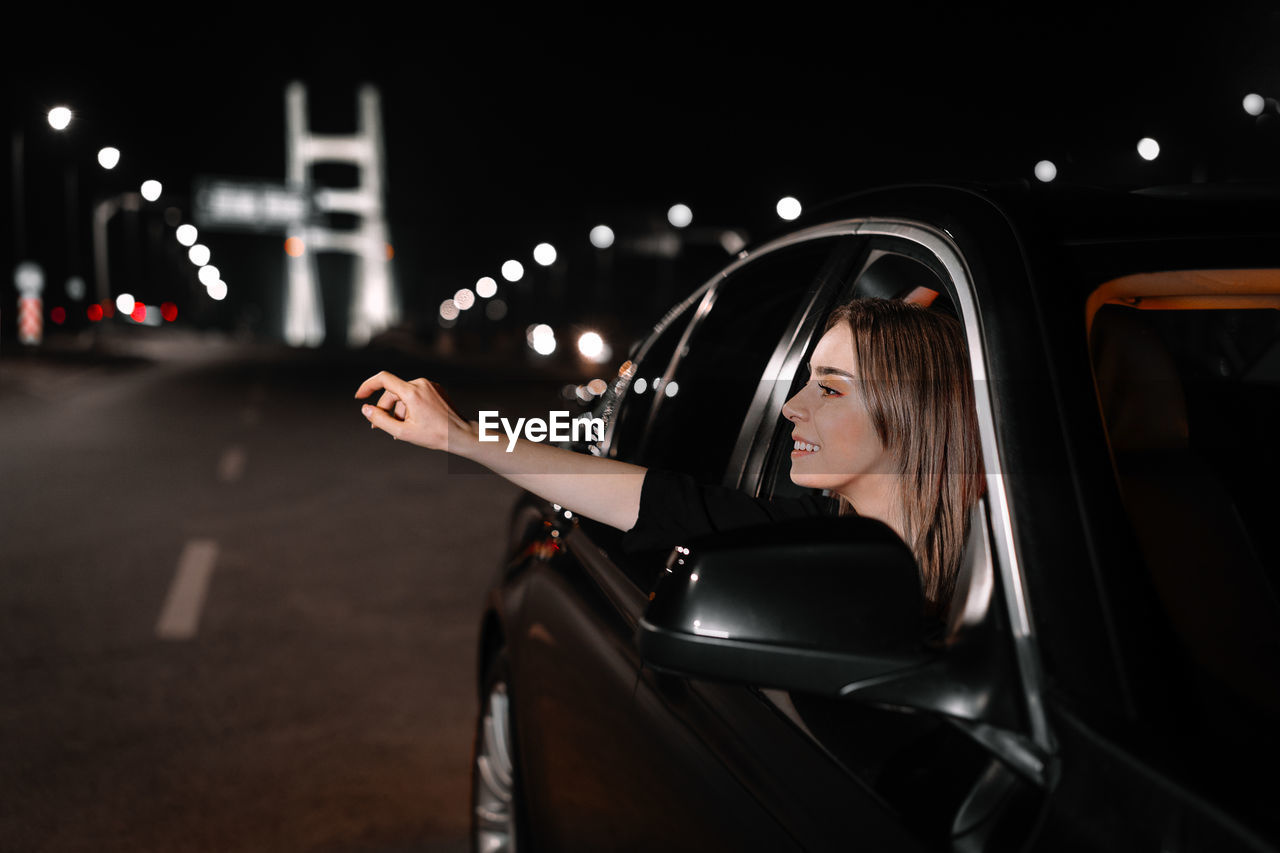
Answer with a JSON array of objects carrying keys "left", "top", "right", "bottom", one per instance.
[{"left": 0, "top": 330, "right": 568, "bottom": 852}]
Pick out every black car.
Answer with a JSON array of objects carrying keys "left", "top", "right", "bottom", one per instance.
[{"left": 469, "top": 181, "right": 1280, "bottom": 852}]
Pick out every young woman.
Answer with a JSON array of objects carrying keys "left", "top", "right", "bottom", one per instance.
[{"left": 356, "top": 298, "right": 985, "bottom": 616}]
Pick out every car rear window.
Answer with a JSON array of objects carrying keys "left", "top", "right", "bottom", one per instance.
[{"left": 1087, "top": 269, "right": 1280, "bottom": 829}]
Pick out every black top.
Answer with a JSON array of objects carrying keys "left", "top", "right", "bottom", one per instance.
[{"left": 622, "top": 468, "right": 839, "bottom": 552}]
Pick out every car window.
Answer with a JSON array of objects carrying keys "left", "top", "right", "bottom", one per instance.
[
  {"left": 604, "top": 295, "right": 700, "bottom": 464},
  {"left": 1087, "top": 271, "right": 1280, "bottom": 832},
  {"left": 636, "top": 240, "right": 838, "bottom": 485}
]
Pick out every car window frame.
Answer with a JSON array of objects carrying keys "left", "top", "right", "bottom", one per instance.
[
  {"left": 593, "top": 216, "right": 1055, "bottom": 775},
  {"left": 730, "top": 218, "right": 1054, "bottom": 770}
]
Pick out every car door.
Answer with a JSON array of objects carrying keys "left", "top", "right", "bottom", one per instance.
[
  {"left": 509, "top": 236, "right": 851, "bottom": 850},
  {"left": 627, "top": 223, "right": 1058, "bottom": 852}
]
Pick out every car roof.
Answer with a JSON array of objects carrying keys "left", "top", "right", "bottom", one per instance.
[{"left": 778, "top": 180, "right": 1280, "bottom": 249}]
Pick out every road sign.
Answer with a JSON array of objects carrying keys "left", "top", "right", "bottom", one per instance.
[{"left": 192, "top": 178, "right": 311, "bottom": 233}]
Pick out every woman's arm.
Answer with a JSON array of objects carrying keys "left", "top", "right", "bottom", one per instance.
[{"left": 355, "top": 371, "right": 646, "bottom": 531}]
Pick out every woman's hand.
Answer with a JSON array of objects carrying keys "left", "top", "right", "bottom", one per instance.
[
  {"left": 355, "top": 369, "right": 646, "bottom": 531},
  {"left": 355, "top": 371, "right": 473, "bottom": 452}
]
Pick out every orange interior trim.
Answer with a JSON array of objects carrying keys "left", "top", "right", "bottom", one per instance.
[{"left": 1086, "top": 269, "right": 1280, "bottom": 339}]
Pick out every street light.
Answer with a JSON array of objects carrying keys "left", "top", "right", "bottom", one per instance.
[
  {"left": 589, "top": 224, "right": 614, "bottom": 249},
  {"left": 97, "top": 147, "right": 120, "bottom": 169},
  {"left": 667, "top": 203, "right": 692, "bottom": 228},
  {"left": 501, "top": 260, "right": 524, "bottom": 282},
  {"left": 533, "top": 242, "right": 557, "bottom": 266},
  {"left": 47, "top": 107, "right": 72, "bottom": 131},
  {"left": 140, "top": 179, "right": 162, "bottom": 202}
]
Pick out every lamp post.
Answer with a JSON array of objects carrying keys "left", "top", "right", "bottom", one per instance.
[
  {"left": 8, "top": 106, "right": 74, "bottom": 346},
  {"left": 93, "top": 192, "right": 143, "bottom": 310}
]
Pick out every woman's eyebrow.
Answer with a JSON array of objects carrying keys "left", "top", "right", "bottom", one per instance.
[{"left": 811, "top": 364, "right": 856, "bottom": 380}]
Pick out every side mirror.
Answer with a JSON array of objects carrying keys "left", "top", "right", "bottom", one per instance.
[{"left": 635, "top": 516, "right": 940, "bottom": 696}]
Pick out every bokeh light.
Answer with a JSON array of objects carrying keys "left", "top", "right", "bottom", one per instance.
[
  {"left": 47, "top": 107, "right": 72, "bottom": 130},
  {"left": 207, "top": 281, "right": 228, "bottom": 301},
  {"left": 501, "top": 260, "right": 525, "bottom": 282},
  {"left": 140, "top": 180, "right": 162, "bottom": 202},
  {"left": 667, "top": 203, "right": 692, "bottom": 228},
  {"left": 476, "top": 276, "right": 498, "bottom": 298},
  {"left": 633, "top": 377, "right": 648, "bottom": 395},
  {"left": 454, "top": 288, "right": 475, "bottom": 310},
  {"left": 485, "top": 298, "right": 507, "bottom": 320},
  {"left": 776, "top": 196, "right": 802, "bottom": 220},
  {"left": 98, "top": 147, "right": 120, "bottom": 170},
  {"left": 198, "top": 265, "right": 220, "bottom": 286},
  {"left": 1244, "top": 93, "right": 1265, "bottom": 116},
  {"left": 534, "top": 243, "right": 557, "bottom": 266},
  {"left": 577, "top": 331, "right": 604, "bottom": 359},
  {"left": 131, "top": 302, "right": 147, "bottom": 323},
  {"left": 87, "top": 304, "right": 104, "bottom": 323},
  {"left": 1137, "top": 137, "right": 1160, "bottom": 161},
  {"left": 284, "top": 236, "right": 305, "bottom": 257},
  {"left": 176, "top": 224, "right": 198, "bottom": 246},
  {"left": 1034, "top": 160, "right": 1057, "bottom": 182},
  {"left": 160, "top": 302, "right": 178, "bottom": 322},
  {"left": 50, "top": 306, "right": 66, "bottom": 325},
  {"left": 188, "top": 244, "right": 210, "bottom": 266},
  {"left": 589, "top": 225, "right": 615, "bottom": 249},
  {"left": 529, "top": 323, "right": 556, "bottom": 355},
  {"left": 439, "top": 299, "right": 460, "bottom": 321},
  {"left": 115, "top": 293, "right": 135, "bottom": 315}
]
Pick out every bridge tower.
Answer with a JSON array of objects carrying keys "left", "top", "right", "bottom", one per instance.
[{"left": 284, "top": 82, "right": 398, "bottom": 347}]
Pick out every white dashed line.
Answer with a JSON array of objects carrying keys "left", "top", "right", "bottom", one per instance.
[
  {"left": 156, "top": 539, "right": 219, "bottom": 640},
  {"left": 217, "top": 445, "right": 246, "bottom": 483}
]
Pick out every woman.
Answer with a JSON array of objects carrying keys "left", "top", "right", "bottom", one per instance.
[{"left": 356, "top": 298, "right": 984, "bottom": 616}]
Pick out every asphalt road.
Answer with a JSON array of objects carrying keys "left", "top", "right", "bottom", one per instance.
[{"left": 0, "top": 330, "right": 568, "bottom": 852}]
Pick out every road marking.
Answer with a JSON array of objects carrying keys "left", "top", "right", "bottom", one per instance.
[
  {"left": 156, "top": 539, "right": 219, "bottom": 640},
  {"left": 217, "top": 445, "right": 246, "bottom": 482}
]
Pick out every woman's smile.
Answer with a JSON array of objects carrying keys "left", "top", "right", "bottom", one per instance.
[{"left": 791, "top": 437, "right": 821, "bottom": 455}]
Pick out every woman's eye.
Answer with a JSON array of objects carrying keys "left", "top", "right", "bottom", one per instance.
[{"left": 818, "top": 383, "right": 840, "bottom": 397}]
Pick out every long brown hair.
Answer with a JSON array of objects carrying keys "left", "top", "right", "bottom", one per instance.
[{"left": 825, "top": 299, "right": 985, "bottom": 617}]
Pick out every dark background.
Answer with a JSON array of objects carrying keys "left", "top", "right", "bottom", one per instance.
[{"left": 6, "top": 5, "right": 1280, "bottom": 354}]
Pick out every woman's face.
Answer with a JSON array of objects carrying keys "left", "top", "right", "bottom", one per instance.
[{"left": 782, "top": 323, "right": 896, "bottom": 501}]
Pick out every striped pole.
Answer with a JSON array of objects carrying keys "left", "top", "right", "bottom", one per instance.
[{"left": 14, "top": 261, "right": 44, "bottom": 346}]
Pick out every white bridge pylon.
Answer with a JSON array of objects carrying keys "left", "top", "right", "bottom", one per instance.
[{"left": 284, "top": 82, "right": 398, "bottom": 347}]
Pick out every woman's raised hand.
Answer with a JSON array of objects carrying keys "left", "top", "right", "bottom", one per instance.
[{"left": 355, "top": 371, "right": 472, "bottom": 451}]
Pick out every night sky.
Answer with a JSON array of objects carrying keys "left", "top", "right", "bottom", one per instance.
[{"left": 6, "top": 5, "right": 1280, "bottom": 346}]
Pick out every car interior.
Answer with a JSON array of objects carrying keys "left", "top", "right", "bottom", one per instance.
[{"left": 1086, "top": 271, "right": 1280, "bottom": 825}]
